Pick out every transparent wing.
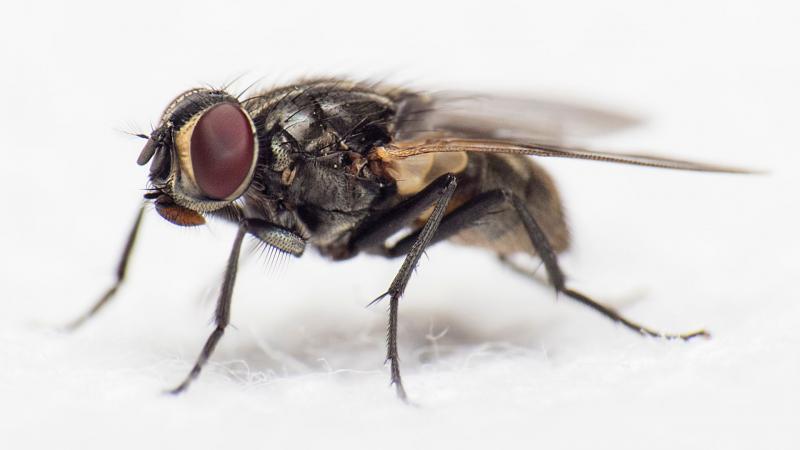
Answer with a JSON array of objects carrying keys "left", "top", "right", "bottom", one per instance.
[
  {"left": 397, "top": 91, "right": 643, "bottom": 143},
  {"left": 371, "top": 138, "right": 757, "bottom": 174}
]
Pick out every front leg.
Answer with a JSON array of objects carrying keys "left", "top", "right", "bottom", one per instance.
[
  {"left": 370, "top": 174, "right": 458, "bottom": 401},
  {"left": 65, "top": 203, "right": 146, "bottom": 330},
  {"left": 168, "top": 219, "right": 305, "bottom": 394}
]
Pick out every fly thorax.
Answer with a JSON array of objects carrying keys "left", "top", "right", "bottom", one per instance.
[{"left": 268, "top": 128, "right": 294, "bottom": 172}]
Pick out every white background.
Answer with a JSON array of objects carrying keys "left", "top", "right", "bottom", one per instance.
[{"left": 1, "top": 1, "right": 798, "bottom": 449}]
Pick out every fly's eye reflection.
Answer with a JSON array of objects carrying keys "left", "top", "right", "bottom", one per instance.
[{"left": 190, "top": 103, "right": 255, "bottom": 200}]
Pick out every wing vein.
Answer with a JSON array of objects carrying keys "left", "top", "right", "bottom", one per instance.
[{"left": 375, "top": 138, "right": 757, "bottom": 174}]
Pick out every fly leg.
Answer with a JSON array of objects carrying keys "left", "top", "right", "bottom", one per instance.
[
  {"left": 348, "top": 173, "right": 461, "bottom": 256},
  {"left": 368, "top": 174, "right": 458, "bottom": 401},
  {"left": 389, "top": 190, "right": 708, "bottom": 341},
  {"left": 168, "top": 220, "right": 305, "bottom": 394},
  {"left": 167, "top": 221, "right": 247, "bottom": 395},
  {"left": 497, "top": 254, "right": 550, "bottom": 285},
  {"left": 65, "top": 203, "right": 146, "bottom": 331}
]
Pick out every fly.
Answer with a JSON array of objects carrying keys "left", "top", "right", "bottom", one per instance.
[{"left": 66, "top": 78, "right": 753, "bottom": 400}]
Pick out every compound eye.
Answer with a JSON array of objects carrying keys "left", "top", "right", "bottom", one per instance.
[{"left": 190, "top": 103, "right": 255, "bottom": 200}]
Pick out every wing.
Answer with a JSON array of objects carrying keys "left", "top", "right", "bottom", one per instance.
[
  {"left": 370, "top": 138, "right": 757, "bottom": 174},
  {"left": 397, "top": 91, "right": 643, "bottom": 143}
]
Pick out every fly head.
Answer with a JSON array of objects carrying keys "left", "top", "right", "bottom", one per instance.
[{"left": 137, "top": 88, "right": 260, "bottom": 224}]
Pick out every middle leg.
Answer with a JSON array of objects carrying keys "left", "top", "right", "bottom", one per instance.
[{"left": 369, "top": 173, "right": 459, "bottom": 401}]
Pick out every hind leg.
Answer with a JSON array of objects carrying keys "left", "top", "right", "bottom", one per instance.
[{"left": 388, "top": 189, "right": 708, "bottom": 341}]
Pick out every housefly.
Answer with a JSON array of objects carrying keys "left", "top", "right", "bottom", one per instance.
[{"left": 67, "top": 79, "right": 752, "bottom": 400}]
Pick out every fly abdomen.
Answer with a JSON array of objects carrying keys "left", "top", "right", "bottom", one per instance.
[{"left": 445, "top": 153, "right": 571, "bottom": 256}]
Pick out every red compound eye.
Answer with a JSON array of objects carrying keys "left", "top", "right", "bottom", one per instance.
[{"left": 190, "top": 103, "right": 255, "bottom": 199}]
